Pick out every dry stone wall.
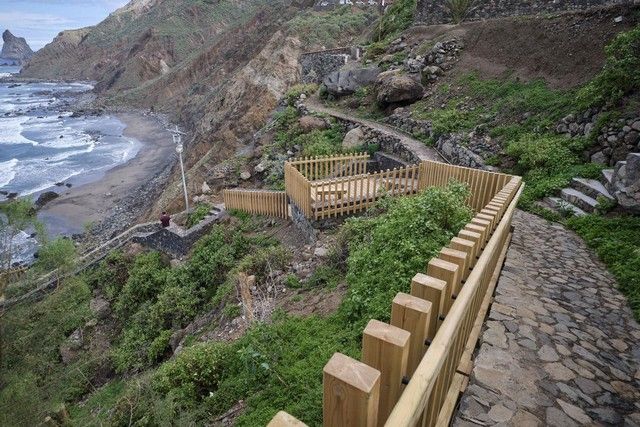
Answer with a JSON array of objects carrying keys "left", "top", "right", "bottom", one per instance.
[{"left": 415, "top": 0, "right": 634, "bottom": 25}]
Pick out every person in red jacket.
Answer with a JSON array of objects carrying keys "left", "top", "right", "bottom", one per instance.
[{"left": 160, "top": 211, "right": 171, "bottom": 228}]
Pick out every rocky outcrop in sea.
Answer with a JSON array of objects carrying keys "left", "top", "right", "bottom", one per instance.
[{"left": 0, "top": 30, "right": 34, "bottom": 65}]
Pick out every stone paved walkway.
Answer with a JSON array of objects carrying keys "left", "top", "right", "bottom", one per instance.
[{"left": 454, "top": 210, "right": 640, "bottom": 427}]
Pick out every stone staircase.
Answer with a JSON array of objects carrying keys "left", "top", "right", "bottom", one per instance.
[{"left": 543, "top": 172, "right": 615, "bottom": 216}]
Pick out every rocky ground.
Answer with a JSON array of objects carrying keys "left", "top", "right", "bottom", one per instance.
[{"left": 454, "top": 210, "right": 640, "bottom": 427}]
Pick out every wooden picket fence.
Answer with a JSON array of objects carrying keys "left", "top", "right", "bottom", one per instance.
[
  {"left": 288, "top": 153, "right": 369, "bottom": 181},
  {"left": 223, "top": 189, "right": 289, "bottom": 219},
  {"left": 268, "top": 173, "right": 524, "bottom": 427}
]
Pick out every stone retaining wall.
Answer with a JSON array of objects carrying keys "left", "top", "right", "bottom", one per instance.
[
  {"left": 416, "top": 0, "right": 633, "bottom": 24},
  {"left": 299, "top": 47, "right": 361, "bottom": 84},
  {"left": 132, "top": 209, "right": 227, "bottom": 258}
]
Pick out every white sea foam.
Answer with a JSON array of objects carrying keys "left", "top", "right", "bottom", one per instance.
[
  {"left": 0, "top": 158, "right": 18, "bottom": 187},
  {"left": 0, "top": 116, "right": 38, "bottom": 145}
]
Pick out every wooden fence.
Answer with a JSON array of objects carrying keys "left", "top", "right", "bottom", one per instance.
[
  {"left": 223, "top": 189, "right": 289, "bottom": 219},
  {"left": 311, "top": 165, "right": 420, "bottom": 219},
  {"left": 269, "top": 174, "right": 523, "bottom": 427},
  {"left": 288, "top": 153, "right": 369, "bottom": 181}
]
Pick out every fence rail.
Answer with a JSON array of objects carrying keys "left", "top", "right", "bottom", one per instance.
[
  {"left": 311, "top": 165, "right": 420, "bottom": 219},
  {"left": 269, "top": 172, "right": 523, "bottom": 427},
  {"left": 288, "top": 153, "right": 369, "bottom": 181},
  {"left": 223, "top": 189, "right": 289, "bottom": 219}
]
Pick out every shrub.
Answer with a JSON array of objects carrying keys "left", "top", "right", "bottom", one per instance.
[
  {"left": 447, "top": 0, "right": 474, "bottom": 24},
  {"left": 373, "top": 0, "right": 417, "bottom": 42},
  {"left": 567, "top": 215, "right": 640, "bottom": 319},
  {"left": 340, "top": 182, "right": 472, "bottom": 329},
  {"left": 154, "top": 342, "right": 231, "bottom": 405},
  {"left": 186, "top": 203, "right": 210, "bottom": 228},
  {"left": 577, "top": 25, "right": 640, "bottom": 108},
  {"left": 285, "top": 83, "right": 318, "bottom": 106}
]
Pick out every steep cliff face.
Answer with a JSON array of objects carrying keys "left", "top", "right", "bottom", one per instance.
[{"left": 0, "top": 30, "right": 34, "bottom": 65}]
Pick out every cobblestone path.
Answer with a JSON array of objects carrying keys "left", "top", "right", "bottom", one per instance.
[{"left": 454, "top": 210, "right": 640, "bottom": 426}]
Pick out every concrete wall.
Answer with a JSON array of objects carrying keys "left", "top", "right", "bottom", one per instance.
[{"left": 415, "top": 0, "right": 633, "bottom": 25}]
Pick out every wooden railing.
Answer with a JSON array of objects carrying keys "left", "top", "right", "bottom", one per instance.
[
  {"left": 311, "top": 165, "right": 420, "bottom": 219},
  {"left": 419, "top": 161, "right": 512, "bottom": 212},
  {"left": 269, "top": 174, "right": 523, "bottom": 427},
  {"left": 288, "top": 153, "right": 369, "bottom": 181},
  {"left": 223, "top": 189, "right": 289, "bottom": 219}
]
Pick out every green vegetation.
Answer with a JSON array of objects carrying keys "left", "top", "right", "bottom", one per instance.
[
  {"left": 186, "top": 203, "right": 211, "bottom": 228},
  {"left": 288, "top": 7, "right": 377, "bottom": 47},
  {"left": 568, "top": 215, "right": 640, "bottom": 320},
  {"left": 0, "top": 198, "right": 40, "bottom": 271},
  {"left": 446, "top": 0, "right": 474, "bottom": 24},
  {"left": 0, "top": 184, "right": 471, "bottom": 425},
  {"left": 577, "top": 25, "right": 640, "bottom": 108},
  {"left": 373, "top": 0, "right": 416, "bottom": 42},
  {"left": 285, "top": 83, "right": 318, "bottom": 106},
  {"left": 273, "top": 106, "right": 346, "bottom": 157}
]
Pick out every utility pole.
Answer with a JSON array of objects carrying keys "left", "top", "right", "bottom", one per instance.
[{"left": 170, "top": 126, "right": 189, "bottom": 213}]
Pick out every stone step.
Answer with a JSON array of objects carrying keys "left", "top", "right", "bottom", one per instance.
[
  {"left": 560, "top": 188, "right": 598, "bottom": 213},
  {"left": 543, "top": 197, "right": 587, "bottom": 217},
  {"left": 570, "top": 178, "right": 614, "bottom": 201},
  {"left": 600, "top": 169, "right": 614, "bottom": 187}
]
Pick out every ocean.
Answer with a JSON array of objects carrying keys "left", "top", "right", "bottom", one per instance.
[
  {"left": 0, "top": 67, "right": 141, "bottom": 200},
  {"left": 0, "top": 65, "right": 142, "bottom": 266}
]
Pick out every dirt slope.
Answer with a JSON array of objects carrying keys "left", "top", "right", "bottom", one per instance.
[{"left": 404, "top": 4, "right": 639, "bottom": 88}]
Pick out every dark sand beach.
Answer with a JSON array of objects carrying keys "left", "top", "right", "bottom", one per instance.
[{"left": 37, "top": 112, "right": 176, "bottom": 237}]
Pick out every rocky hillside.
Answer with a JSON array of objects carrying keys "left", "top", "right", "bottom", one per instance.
[
  {"left": 22, "top": 0, "right": 377, "bottom": 212},
  {"left": 0, "top": 30, "right": 33, "bottom": 65}
]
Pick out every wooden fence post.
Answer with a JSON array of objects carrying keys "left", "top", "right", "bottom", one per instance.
[
  {"left": 362, "top": 320, "right": 410, "bottom": 426},
  {"left": 268, "top": 411, "right": 308, "bottom": 427},
  {"left": 458, "top": 229, "right": 482, "bottom": 261},
  {"left": 323, "top": 353, "right": 380, "bottom": 427},
  {"left": 438, "top": 248, "right": 467, "bottom": 294},
  {"left": 448, "top": 237, "right": 476, "bottom": 278},
  {"left": 391, "top": 292, "right": 432, "bottom": 376},
  {"left": 410, "top": 273, "right": 446, "bottom": 340},
  {"left": 426, "top": 258, "right": 460, "bottom": 315}
]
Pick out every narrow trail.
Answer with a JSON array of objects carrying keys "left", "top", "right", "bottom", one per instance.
[
  {"left": 454, "top": 210, "right": 640, "bottom": 426},
  {"left": 304, "top": 100, "right": 446, "bottom": 163}
]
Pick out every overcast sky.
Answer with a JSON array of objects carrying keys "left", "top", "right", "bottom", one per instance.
[{"left": 0, "top": 0, "right": 128, "bottom": 50}]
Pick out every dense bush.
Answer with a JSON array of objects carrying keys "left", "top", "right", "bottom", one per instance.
[
  {"left": 273, "top": 106, "right": 345, "bottom": 157},
  {"left": 186, "top": 203, "right": 211, "bottom": 228},
  {"left": 577, "top": 25, "right": 640, "bottom": 108},
  {"left": 567, "top": 215, "right": 640, "bottom": 320},
  {"left": 154, "top": 342, "right": 230, "bottom": 404},
  {"left": 374, "top": 0, "right": 416, "bottom": 42},
  {"left": 340, "top": 182, "right": 472, "bottom": 328}
]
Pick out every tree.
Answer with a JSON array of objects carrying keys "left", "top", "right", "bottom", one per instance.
[
  {"left": 0, "top": 199, "right": 40, "bottom": 296},
  {"left": 34, "top": 237, "right": 77, "bottom": 287}
]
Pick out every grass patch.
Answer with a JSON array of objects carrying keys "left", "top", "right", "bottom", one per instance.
[{"left": 567, "top": 215, "right": 640, "bottom": 320}]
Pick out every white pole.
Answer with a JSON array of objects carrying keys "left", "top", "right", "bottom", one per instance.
[{"left": 179, "top": 151, "right": 189, "bottom": 213}]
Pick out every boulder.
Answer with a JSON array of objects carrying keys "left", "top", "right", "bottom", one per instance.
[
  {"left": 201, "top": 181, "right": 211, "bottom": 194},
  {"left": 323, "top": 67, "right": 381, "bottom": 97},
  {"left": 375, "top": 72, "right": 424, "bottom": 106},
  {"left": 240, "top": 171, "right": 251, "bottom": 180},
  {"left": 298, "top": 115, "right": 329, "bottom": 133},
  {"left": 421, "top": 65, "right": 443, "bottom": 84},
  {"left": 342, "top": 127, "right": 365, "bottom": 150},
  {"left": 90, "top": 296, "right": 110, "bottom": 319},
  {"left": 590, "top": 151, "right": 607, "bottom": 164},
  {"left": 35, "top": 191, "right": 59, "bottom": 208}
]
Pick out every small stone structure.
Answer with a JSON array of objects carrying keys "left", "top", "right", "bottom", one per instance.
[
  {"left": 556, "top": 110, "right": 640, "bottom": 166},
  {"left": 300, "top": 47, "right": 361, "bottom": 84},
  {"left": 132, "top": 207, "right": 227, "bottom": 258},
  {"left": 415, "top": 0, "right": 634, "bottom": 25},
  {"left": 607, "top": 152, "right": 640, "bottom": 213}
]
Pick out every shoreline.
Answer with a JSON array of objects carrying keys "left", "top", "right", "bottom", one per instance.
[{"left": 37, "top": 112, "right": 177, "bottom": 240}]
